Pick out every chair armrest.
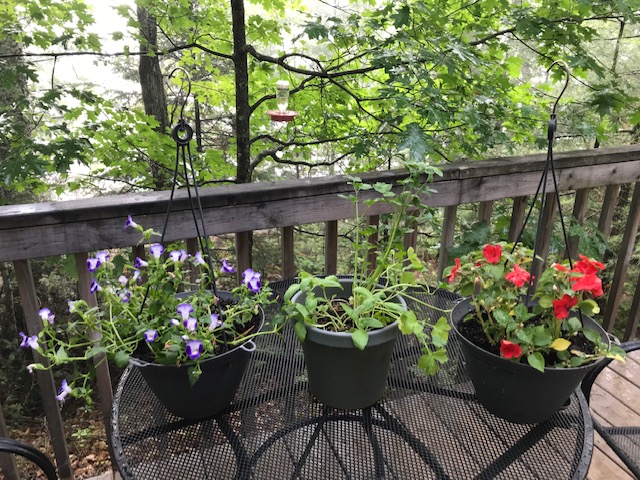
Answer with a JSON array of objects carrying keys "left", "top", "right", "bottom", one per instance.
[
  {"left": 580, "top": 340, "right": 640, "bottom": 404},
  {"left": 0, "top": 437, "right": 57, "bottom": 480}
]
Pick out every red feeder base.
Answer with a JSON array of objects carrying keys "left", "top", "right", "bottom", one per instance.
[{"left": 266, "top": 110, "right": 298, "bottom": 122}]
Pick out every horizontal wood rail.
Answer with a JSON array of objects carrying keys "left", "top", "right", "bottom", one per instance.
[{"left": 1, "top": 144, "right": 639, "bottom": 478}]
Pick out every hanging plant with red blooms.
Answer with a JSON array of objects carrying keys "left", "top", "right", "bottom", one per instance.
[{"left": 445, "top": 243, "right": 625, "bottom": 372}]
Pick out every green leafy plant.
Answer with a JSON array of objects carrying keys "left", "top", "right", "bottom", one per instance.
[
  {"left": 275, "top": 158, "right": 450, "bottom": 375},
  {"left": 445, "top": 242, "right": 625, "bottom": 371},
  {"left": 21, "top": 216, "right": 278, "bottom": 403}
]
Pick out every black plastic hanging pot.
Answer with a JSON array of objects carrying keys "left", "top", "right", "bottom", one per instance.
[
  {"left": 291, "top": 278, "right": 404, "bottom": 410},
  {"left": 451, "top": 297, "right": 609, "bottom": 424},
  {"left": 129, "top": 291, "right": 264, "bottom": 419}
]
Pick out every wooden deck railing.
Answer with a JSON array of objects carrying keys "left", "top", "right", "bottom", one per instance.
[{"left": 1, "top": 145, "right": 639, "bottom": 479}]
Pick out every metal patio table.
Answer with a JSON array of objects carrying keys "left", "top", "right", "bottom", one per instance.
[{"left": 111, "top": 279, "right": 594, "bottom": 479}]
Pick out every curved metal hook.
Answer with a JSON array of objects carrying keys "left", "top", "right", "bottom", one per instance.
[
  {"left": 168, "top": 67, "right": 192, "bottom": 120},
  {"left": 546, "top": 60, "right": 570, "bottom": 115}
]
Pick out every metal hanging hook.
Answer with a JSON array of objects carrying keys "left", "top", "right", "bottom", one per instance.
[
  {"left": 546, "top": 60, "right": 571, "bottom": 115},
  {"left": 168, "top": 67, "right": 192, "bottom": 120}
]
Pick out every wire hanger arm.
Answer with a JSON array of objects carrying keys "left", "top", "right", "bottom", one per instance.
[{"left": 547, "top": 60, "right": 570, "bottom": 115}]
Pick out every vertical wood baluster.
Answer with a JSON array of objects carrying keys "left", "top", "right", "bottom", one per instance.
[
  {"left": 598, "top": 184, "right": 622, "bottom": 237},
  {"left": 281, "top": 226, "right": 295, "bottom": 278},
  {"left": 13, "top": 259, "right": 73, "bottom": 480},
  {"left": 478, "top": 201, "right": 493, "bottom": 224},
  {"left": 0, "top": 403, "right": 19, "bottom": 480},
  {"left": 235, "top": 232, "right": 251, "bottom": 282},
  {"left": 508, "top": 197, "right": 527, "bottom": 243},
  {"left": 437, "top": 206, "right": 458, "bottom": 281},
  {"left": 531, "top": 192, "right": 557, "bottom": 288},
  {"left": 324, "top": 221, "right": 338, "bottom": 275},
  {"left": 75, "top": 251, "right": 114, "bottom": 459},
  {"left": 625, "top": 273, "right": 640, "bottom": 340},
  {"left": 403, "top": 217, "right": 418, "bottom": 252},
  {"left": 604, "top": 182, "right": 640, "bottom": 333},
  {"left": 567, "top": 188, "right": 590, "bottom": 259},
  {"left": 367, "top": 216, "right": 380, "bottom": 274}
]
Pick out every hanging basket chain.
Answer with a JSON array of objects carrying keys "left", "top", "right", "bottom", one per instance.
[
  {"left": 509, "top": 61, "right": 576, "bottom": 294},
  {"left": 139, "top": 68, "right": 225, "bottom": 321}
]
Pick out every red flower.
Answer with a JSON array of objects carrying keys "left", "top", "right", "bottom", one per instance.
[
  {"left": 482, "top": 244, "right": 502, "bottom": 265},
  {"left": 551, "top": 263, "right": 568, "bottom": 272},
  {"left": 572, "top": 255, "right": 605, "bottom": 275},
  {"left": 571, "top": 273, "right": 604, "bottom": 297},
  {"left": 447, "top": 258, "right": 461, "bottom": 283},
  {"left": 505, "top": 264, "right": 531, "bottom": 288},
  {"left": 552, "top": 294, "right": 578, "bottom": 319},
  {"left": 500, "top": 339, "right": 522, "bottom": 359}
]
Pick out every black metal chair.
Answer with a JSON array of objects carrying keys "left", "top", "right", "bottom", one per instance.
[
  {"left": 581, "top": 340, "right": 640, "bottom": 479},
  {"left": 0, "top": 437, "right": 57, "bottom": 480}
]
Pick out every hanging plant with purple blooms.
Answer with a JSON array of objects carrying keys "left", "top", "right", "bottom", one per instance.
[{"left": 22, "top": 216, "right": 277, "bottom": 403}]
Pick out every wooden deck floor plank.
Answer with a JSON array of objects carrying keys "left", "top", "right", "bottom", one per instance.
[
  {"left": 590, "top": 383, "right": 640, "bottom": 427},
  {"left": 609, "top": 352, "right": 640, "bottom": 390},
  {"left": 588, "top": 432, "right": 635, "bottom": 479},
  {"left": 594, "top": 368, "right": 640, "bottom": 415}
]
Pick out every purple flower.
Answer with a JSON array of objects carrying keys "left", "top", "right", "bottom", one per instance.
[
  {"left": 169, "top": 250, "right": 187, "bottom": 262},
  {"left": 149, "top": 243, "right": 164, "bottom": 259},
  {"left": 87, "top": 257, "right": 101, "bottom": 272},
  {"left": 38, "top": 308, "right": 55, "bottom": 325},
  {"left": 67, "top": 300, "right": 79, "bottom": 313},
  {"left": 186, "top": 340, "right": 203, "bottom": 361},
  {"left": 170, "top": 318, "right": 180, "bottom": 326},
  {"left": 242, "top": 268, "right": 262, "bottom": 293},
  {"left": 221, "top": 259, "right": 235, "bottom": 273},
  {"left": 181, "top": 334, "right": 189, "bottom": 341},
  {"left": 184, "top": 317, "right": 197, "bottom": 332},
  {"left": 132, "top": 270, "right": 141, "bottom": 282},
  {"left": 19, "top": 331, "right": 39, "bottom": 350},
  {"left": 134, "top": 257, "right": 148, "bottom": 269},
  {"left": 90, "top": 279, "right": 102, "bottom": 293},
  {"left": 193, "top": 252, "right": 206, "bottom": 266},
  {"left": 96, "top": 251, "right": 109, "bottom": 263},
  {"left": 56, "top": 379, "right": 72, "bottom": 402},
  {"left": 118, "top": 275, "right": 128, "bottom": 286},
  {"left": 120, "top": 290, "right": 131, "bottom": 303},
  {"left": 209, "top": 313, "right": 220, "bottom": 330},
  {"left": 177, "top": 303, "right": 194, "bottom": 320},
  {"left": 124, "top": 215, "right": 138, "bottom": 229},
  {"left": 144, "top": 329, "right": 158, "bottom": 342}
]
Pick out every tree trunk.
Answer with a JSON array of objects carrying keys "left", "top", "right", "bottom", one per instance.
[
  {"left": 137, "top": 6, "right": 170, "bottom": 190},
  {"left": 231, "top": 0, "right": 251, "bottom": 184},
  {"left": 231, "top": 0, "right": 254, "bottom": 267}
]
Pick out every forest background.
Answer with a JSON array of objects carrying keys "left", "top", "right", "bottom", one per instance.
[{"left": 1, "top": 0, "right": 639, "bottom": 476}]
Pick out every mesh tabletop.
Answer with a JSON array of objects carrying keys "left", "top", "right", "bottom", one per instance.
[{"left": 111, "top": 280, "right": 593, "bottom": 480}]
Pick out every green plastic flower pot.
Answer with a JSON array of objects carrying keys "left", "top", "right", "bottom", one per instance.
[
  {"left": 291, "top": 278, "right": 404, "bottom": 410},
  {"left": 451, "top": 297, "right": 609, "bottom": 424}
]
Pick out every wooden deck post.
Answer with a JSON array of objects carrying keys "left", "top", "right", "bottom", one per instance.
[
  {"left": 604, "top": 182, "right": 640, "bottom": 333},
  {"left": 13, "top": 259, "right": 72, "bottom": 480}
]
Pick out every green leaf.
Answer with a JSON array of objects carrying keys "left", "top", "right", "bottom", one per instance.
[
  {"left": 293, "top": 321, "right": 307, "bottom": 342},
  {"left": 188, "top": 365, "right": 202, "bottom": 387},
  {"left": 283, "top": 284, "right": 300, "bottom": 302},
  {"left": 351, "top": 329, "right": 369, "bottom": 350},
  {"left": 527, "top": 352, "right": 545, "bottom": 372},
  {"left": 113, "top": 350, "right": 130, "bottom": 368},
  {"left": 577, "top": 299, "right": 600, "bottom": 316},
  {"left": 294, "top": 303, "right": 310, "bottom": 318}
]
